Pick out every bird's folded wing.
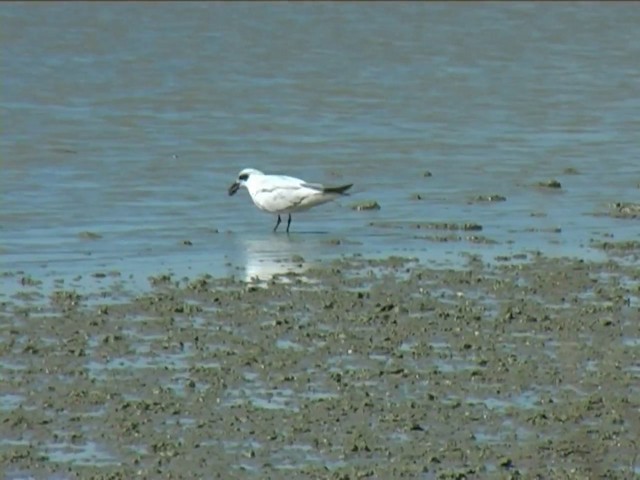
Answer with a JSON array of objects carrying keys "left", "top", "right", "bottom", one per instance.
[{"left": 300, "top": 182, "right": 324, "bottom": 192}]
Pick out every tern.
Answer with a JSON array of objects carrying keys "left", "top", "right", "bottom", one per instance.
[{"left": 228, "top": 168, "right": 353, "bottom": 232}]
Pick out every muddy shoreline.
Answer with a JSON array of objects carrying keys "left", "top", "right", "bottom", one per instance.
[{"left": 1, "top": 251, "right": 639, "bottom": 479}]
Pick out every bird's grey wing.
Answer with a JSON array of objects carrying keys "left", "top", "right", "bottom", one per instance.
[
  {"left": 300, "top": 182, "right": 325, "bottom": 192},
  {"left": 302, "top": 182, "right": 352, "bottom": 195}
]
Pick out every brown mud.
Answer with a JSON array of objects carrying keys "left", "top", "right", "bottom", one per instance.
[{"left": 1, "top": 253, "right": 639, "bottom": 479}]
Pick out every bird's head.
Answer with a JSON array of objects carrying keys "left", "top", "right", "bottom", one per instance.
[{"left": 228, "top": 168, "right": 264, "bottom": 196}]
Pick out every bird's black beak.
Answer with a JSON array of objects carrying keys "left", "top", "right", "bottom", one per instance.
[{"left": 228, "top": 182, "right": 240, "bottom": 196}]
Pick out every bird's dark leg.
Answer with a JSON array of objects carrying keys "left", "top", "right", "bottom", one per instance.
[
  {"left": 286, "top": 214, "right": 292, "bottom": 233},
  {"left": 273, "top": 215, "right": 281, "bottom": 232}
]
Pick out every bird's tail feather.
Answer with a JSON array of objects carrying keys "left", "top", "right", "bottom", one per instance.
[{"left": 323, "top": 184, "right": 353, "bottom": 195}]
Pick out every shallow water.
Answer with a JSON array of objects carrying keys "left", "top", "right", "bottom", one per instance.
[
  {"left": 2, "top": 3, "right": 639, "bottom": 290},
  {"left": 2, "top": 7, "right": 640, "bottom": 473}
]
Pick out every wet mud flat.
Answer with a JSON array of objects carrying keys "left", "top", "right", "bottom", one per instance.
[{"left": 1, "top": 253, "right": 639, "bottom": 479}]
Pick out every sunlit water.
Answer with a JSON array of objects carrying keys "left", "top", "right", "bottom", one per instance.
[{"left": 2, "top": 3, "right": 639, "bottom": 291}]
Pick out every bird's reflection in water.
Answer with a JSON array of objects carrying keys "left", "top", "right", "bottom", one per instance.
[{"left": 241, "top": 235, "right": 311, "bottom": 283}]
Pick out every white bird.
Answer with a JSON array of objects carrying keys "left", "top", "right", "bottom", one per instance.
[{"left": 228, "top": 168, "right": 353, "bottom": 232}]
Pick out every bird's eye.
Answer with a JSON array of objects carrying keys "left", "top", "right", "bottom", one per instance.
[{"left": 239, "top": 174, "right": 249, "bottom": 181}]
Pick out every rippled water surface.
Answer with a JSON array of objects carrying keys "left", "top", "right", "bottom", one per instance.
[{"left": 2, "top": 3, "right": 639, "bottom": 286}]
